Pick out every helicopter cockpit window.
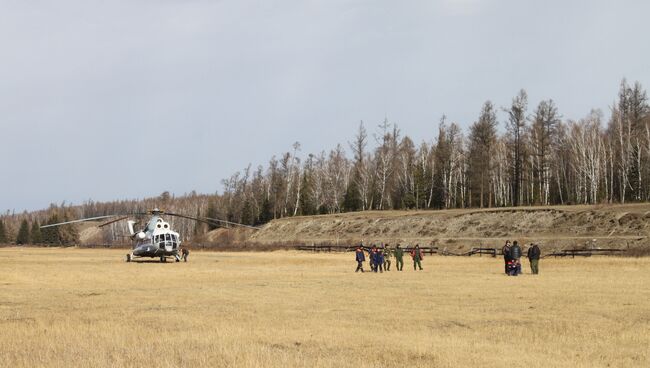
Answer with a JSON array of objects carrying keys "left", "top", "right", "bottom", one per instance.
[{"left": 165, "top": 234, "right": 171, "bottom": 241}]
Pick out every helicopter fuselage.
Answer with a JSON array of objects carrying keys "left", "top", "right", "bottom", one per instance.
[{"left": 129, "top": 216, "right": 181, "bottom": 260}]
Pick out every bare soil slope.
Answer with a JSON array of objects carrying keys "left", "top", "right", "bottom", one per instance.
[{"left": 251, "top": 204, "right": 650, "bottom": 251}]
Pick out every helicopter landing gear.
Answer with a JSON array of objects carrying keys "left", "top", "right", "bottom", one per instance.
[
  {"left": 125, "top": 253, "right": 132, "bottom": 262},
  {"left": 160, "top": 256, "right": 167, "bottom": 263}
]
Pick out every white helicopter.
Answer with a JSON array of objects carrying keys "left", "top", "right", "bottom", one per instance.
[{"left": 41, "top": 208, "right": 259, "bottom": 262}]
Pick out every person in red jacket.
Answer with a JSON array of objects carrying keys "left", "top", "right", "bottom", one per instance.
[{"left": 411, "top": 244, "right": 424, "bottom": 271}]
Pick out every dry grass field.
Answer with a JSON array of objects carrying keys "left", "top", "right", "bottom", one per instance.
[{"left": 1, "top": 247, "right": 648, "bottom": 368}]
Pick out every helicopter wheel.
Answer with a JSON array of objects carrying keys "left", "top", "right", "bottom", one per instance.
[
  {"left": 125, "top": 254, "right": 132, "bottom": 262},
  {"left": 160, "top": 256, "right": 166, "bottom": 263}
]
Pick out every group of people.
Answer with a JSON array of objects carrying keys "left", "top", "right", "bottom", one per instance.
[
  {"left": 354, "top": 244, "right": 425, "bottom": 272},
  {"left": 501, "top": 240, "right": 541, "bottom": 276},
  {"left": 353, "top": 240, "right": 542, "bottom": 276}
]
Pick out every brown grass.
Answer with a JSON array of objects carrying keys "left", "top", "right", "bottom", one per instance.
[{"left": 1, "top": 247, "right": 648, "bottom": 368}]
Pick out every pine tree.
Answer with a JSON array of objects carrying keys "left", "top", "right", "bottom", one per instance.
[
  {"left": 506, "top": 89, "right": 529, "bottom": 206},
  {"left": 468, "top": 101, "right": 498, "bottom": 207},
  {"left": 0, "top": 220, "right": 7, "bottom": 243},
  {"left": 241, "top": 199, "right": 254, "bottom": 226},
  {"left": 193, "top": 208, "right": 203, "bottom": 236},
  {"left": 42, "top": 214, "right": 62, "bottom": 245},
  {"left": 298, "top": 158, "right": 317, "bottom": 216},
  {"left": 258, "top": 197, "right": 274, "bottom": 224},
  {"left": 31, "top": 221, "right": 42, "bottom": 244},
  {"left": 343, "top": 178, "right": 362, "bottom": 212},
  {"left": 16, "top": 219, "right": 30, "bottom": 245},
  {"left": 205, "top": 199, "right": 219, "bottom": 230}
]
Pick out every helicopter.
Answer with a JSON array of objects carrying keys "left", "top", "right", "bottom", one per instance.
[{"left": 41, "top": 208, "right": 260, "bottom": 263}]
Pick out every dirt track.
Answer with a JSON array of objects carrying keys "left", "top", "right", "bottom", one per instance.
[{"left": 250, "top": 204, "right": 650, "bottom": 251}]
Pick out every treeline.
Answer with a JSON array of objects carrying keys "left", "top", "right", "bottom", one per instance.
[
  {"left": 219, "top": 80, "right": 649, "bottom": 225},
  {"left": 0, "top": 193, "right": 222, "bottom": 245},
  {"left": 1, "top": 79, "right": 648, "bottom": 244}
]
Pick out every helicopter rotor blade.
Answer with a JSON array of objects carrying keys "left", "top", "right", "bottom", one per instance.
[
  {"left": 163, "top": 212, "right": 225, "bottom": 227},
  {"left": 164, "top": 212, "right": 261, "bottom": 230},
  {"left": 98, "top": 216, "right": 131, "bottom": 228},
  {"left": 202, "top": 217, "right": 262, "bottom": 230},
  {"left": 40, "top": 215, "right": 127, "bottom": 228}
]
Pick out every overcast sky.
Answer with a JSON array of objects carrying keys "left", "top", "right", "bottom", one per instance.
[{"left": 1, "top": 0, "right": 648, "bottom": 212}]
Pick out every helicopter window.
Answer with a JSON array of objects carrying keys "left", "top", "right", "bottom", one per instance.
[
  {"left": 171, "top": 234, "right": 177, "bottom": 241},
  {"left": 154, "top": 235, "right": 159, "bottom": 242},
  {"left": 165, "top": 234, "right": 171, "bottom": 241}
]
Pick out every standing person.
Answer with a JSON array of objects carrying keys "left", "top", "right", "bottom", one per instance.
[
  {"left": 527, "top": 243, "right": 541, "bottom": 275},
  {"left": 370, "top": 246, "right": 379, "bottom": 272},
  {"left": 502, "top": 240, "right": 512, "bottom": 274},
  {"left": 510, "top": 241, "right": 522, "bottom": 275},
  {"left": 411, "top": 244, "right": 424, "bottom": 271},
  {"left": 355, "top": 244, "right": 366, "bottom": 273},
  {"left": 367, "top": 246, "right": 376, "bottom": 272},
  {"left": 375, "top": 248, "right": 384, "bottom": 273},
  {"left": 383, "top": 244, "right": 392, "bottom": 271},
  {"left": 181, "top": 248, "right": 190, "bottom": 262},
  {"left": 394, "top": 244, "right": 404, "bottom": 271}
]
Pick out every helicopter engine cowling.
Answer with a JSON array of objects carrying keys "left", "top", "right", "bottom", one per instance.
[
  {"left": 136, "top": 231, "right": 146, "bottom": 240},
  {"left": 127, "top": 221, "right": 137, "bottom": 236}
]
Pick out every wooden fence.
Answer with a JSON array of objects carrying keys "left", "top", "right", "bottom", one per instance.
[
  {"left": 545, "top": 248, "right": 626, "bottom": 258},
  {"left": 293, "top": 244, "right": 438, "bottom": 255}
]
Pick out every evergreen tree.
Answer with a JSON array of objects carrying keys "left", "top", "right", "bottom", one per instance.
[
  {"left": 205, "top": 199, "right": 219, "bottom": 230},
  {"left": 241, "top": 199, "right": 254, "bottom": 226},
  {"left": 258, "top": 197, "right": 274, "bottom": 224},
  {"left": 505, "top": 89, "right": 528, "bottom": 206},
  {"left": 16, "top": 219, "right": 30, "bottom": 245},
  {"left": 343, "top": 177, "right": 362, "bottom": 212},
  {"left": 31, "top": 221, "right": 42, "bottom": 244},
  {"left": 42, "top": 214, "right": 62, "bottom": 245},
  {"left": 298, "top": 158, "right": 317, "bottom": 215},
  {"left": 468, "top": 101, "right": 498, "bottom": 207},
  {"left": 193, "top": 208, "right": 203, "bottom": 236},
  {"left": 432, "top": 119, "right": 450, "bottom": 209},
  {"left": 0, "top": 220, "right": 7, "bottom": 243}
]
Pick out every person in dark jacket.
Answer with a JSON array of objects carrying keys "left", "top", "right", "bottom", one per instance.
[
  {"left": 411, "top": 244, "right": 424, "bottom": 271},
  {"left": 502, "top": 240, "right": 511, "bottom": 274},
  {"left": 181, "top": 248, "right": 190, "bottom": 262},
  {"left": 355, "top": 245, "right": 366, "bottom": 272},
  {"left": 366, "top": 246, "right": 376, "bottom": 272},
  {"left": 375, "top": 248, "right": 384, "bottom": 273},
  {"left": 510, "top": 241, "right": 522, "bottom": 275},
  {"left": 527, "top": 243, "right": 541, "bottom": 274},
  {"left": 394, "top": 244, "right": 404, "bottom": 271}
]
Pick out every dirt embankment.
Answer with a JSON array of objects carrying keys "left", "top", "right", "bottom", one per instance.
[{"left": 249, "top": 204, "right": 650, "bottom": 252}]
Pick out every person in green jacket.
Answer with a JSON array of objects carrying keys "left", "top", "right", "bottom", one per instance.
[
  {"left": 383, "top": 244, "right": 392, "bottom": 271},
  {"left": 527, "top": 243, "right": 541, "bottom": 274},
  {"left": 394, "top": 244, "right": 404, "bottom": 271}
]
